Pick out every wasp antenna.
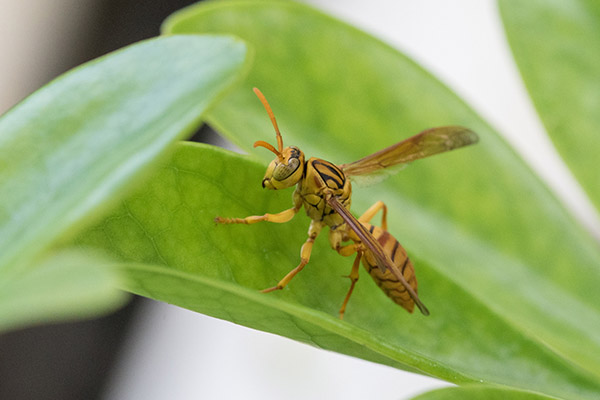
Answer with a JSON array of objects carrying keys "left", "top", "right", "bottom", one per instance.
[
  {"left": 253, "top": 88, "right": 284, "bottom": 154},
  {"left": 253, "top": 140, "right": 283, "bottom": 161}
]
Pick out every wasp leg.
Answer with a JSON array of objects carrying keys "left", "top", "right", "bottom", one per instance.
[
  {"left": 215, "top": 206, "right": 299, "bottom": 225},
  {"left": 339, "top": 250, "right": 362, "bottom": 320},
  {"left": 262, "top": 221, "right": 323, "bottom": 293},
  {"left": 358, "top": 201, "right": 388, "bottom": 231},
  {"left": 336, "top": 243, "right": 360, "bottom": 257}
]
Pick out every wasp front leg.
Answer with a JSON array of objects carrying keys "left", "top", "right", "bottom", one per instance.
[
  {"left": 262, "top": 221, "right": 323, "bottom": 293},
  {"left": 215, "top": 206, "right": 299, "bottom": 225},
  {"left": 215, "top": 190, "right": 303, "bottom": 225}
]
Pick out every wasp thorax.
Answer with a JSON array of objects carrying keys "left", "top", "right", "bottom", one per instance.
[{"left": 262, "top": 146, "right": 304, "bottom": 190}]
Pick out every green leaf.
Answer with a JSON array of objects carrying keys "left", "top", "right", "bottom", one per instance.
[
  {"left": 411, "top": 385, "right": 558, "bottom": 400},
  {"left": 0, "top": 35, "right": 248, "bottom": 276},
  {"left": 498, "top": 0, "right": 600, "bottom": 212},
  {"left": 78, "top": 143, "right": 600, "bottom": 400},
  {"left": 0, "top": 250, "right": 127, "bottom": 332}
]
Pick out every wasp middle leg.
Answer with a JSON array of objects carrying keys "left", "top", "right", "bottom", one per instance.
[
  {"left": 338, "top": 249, "right": 363, "bottom": 319},
  {"left": 262, "top": 221, "right": 323, "bottom": 293}
]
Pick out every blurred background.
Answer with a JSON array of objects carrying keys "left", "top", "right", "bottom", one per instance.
[{"left": 1, "top": 1, "right": 597, "bottom": 399}]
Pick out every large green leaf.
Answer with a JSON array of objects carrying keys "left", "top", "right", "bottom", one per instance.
[
  {"left": 0, "top": 35, "right": 248, "bottom": 276},
  {"left": 79, "top": 143, "right": 600, "bottom": 400},
  {"left": 75, "top": 2, "right": 600, "bottom": 399},
  {"left": 411, "top": 385, "right": 557, "bottom": 400},
  {"left": 498, "top": 0, "right": 600, "bottom": 213}
]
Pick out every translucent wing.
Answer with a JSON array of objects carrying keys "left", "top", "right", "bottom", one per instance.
[
  {"left": 344, "top": 164, "right": 407, "bottom": 188},
  {"left": 340, "top": 126, "right": 478, "bottom": 178},
  {"left": 326, "top": 196, "right": 430, "bottom": 316}
]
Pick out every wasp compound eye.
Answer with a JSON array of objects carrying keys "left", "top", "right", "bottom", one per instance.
[{"left": 273, "top": 157, "right": 300, "bottom": 180}]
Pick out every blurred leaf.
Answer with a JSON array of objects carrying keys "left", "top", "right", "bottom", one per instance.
[
  {"left": 0, "top": 35, "right": 248, "bottom": 276},
  {"left": 498, "top": 0, "right": 600, "bottom": 212},
  {"left": 0, "top": 250, "right": 127, "bottom": 332},
  {"left": 0, "top": 35, "right": 247, "bottom": 331},
  {"left": 411, "top": 385, "right": 558, "bottom": 400}
]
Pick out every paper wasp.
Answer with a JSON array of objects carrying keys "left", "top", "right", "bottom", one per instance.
[{"left": 216, "top": 88, "right": 478, "bottom": 318}]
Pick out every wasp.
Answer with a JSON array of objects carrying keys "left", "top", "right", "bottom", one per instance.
[{"left": 216, "top": 88, "right": 478, "bottom": 319}]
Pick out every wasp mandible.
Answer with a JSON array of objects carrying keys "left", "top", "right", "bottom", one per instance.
[{"left": 216, "top": 88, "right": 479, "bottom": 318}]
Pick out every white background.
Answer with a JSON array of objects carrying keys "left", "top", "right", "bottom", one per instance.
[{"left": 1, "top": 1, "right": 597, "bottom": 399}]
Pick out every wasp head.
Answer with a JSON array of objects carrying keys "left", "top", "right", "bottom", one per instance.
[
  {"left": 259, "top": 145, "right": 305, "bottom": 189},
  {"left": 252, "top": 88, "right": 305, "bottom": 190}
]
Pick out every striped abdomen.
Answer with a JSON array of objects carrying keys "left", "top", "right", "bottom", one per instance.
[{"left": 361, "top": 224, "right": 418, "bottom": 313}]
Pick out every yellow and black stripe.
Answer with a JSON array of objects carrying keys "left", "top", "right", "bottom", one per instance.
[
  {"left": 312, "top": 159, "right": 346, "bottom": 191},
  {"left": 362, "top": 225, "right": 418, "bottom": 313}
]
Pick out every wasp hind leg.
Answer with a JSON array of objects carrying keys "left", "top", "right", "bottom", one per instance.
[
  {"left": 358, "top": 200, "right": 388, "bottom": 230},
  {"left": 261, "top": 221, "right": 323, "bottom": 293}
]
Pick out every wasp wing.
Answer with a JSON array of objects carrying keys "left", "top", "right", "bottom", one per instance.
[
  {"left": 340, "top": 126, "right": 478, "bottom": 178},
  {"left": 326, "top": 196, "right": 430, "bottom": 316}
]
